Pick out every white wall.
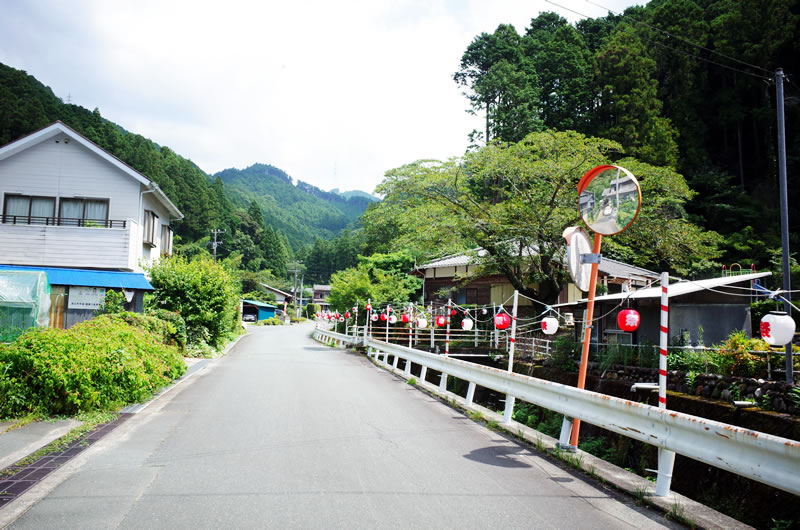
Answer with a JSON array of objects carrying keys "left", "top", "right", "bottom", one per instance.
[{"left": 0, "top": 133, "right": 141, "bottom": 220}]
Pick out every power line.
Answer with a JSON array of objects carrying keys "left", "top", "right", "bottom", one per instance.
[
  {"left": 544, "top": 0, "right": 773, "bottom": 82},
  {"left": 583, "top": 0, "right": 773, "bottom": 74}
]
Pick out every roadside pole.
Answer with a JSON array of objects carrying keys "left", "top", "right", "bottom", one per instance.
[{"left": 503, "top": 290, "right": 519, "bottom": 424}]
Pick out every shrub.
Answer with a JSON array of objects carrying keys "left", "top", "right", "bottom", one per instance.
[
  {"left": 0, "top": 315, "right": 186, "bottom": 417},
  {"left": 95, "top": 289, "right": 127, "bottom": 315},
  {"left": 547, "top": 336, "right": 579, "bottom": 372},
  {"left": 304, "top": 303, "right": 321, "bottom": 319},
  {"left": 712, "top": 330, "right": 769, "bottom": 377},
  {"left": 147, "top": 255, "right": 239, "bottom": 348},
  {"left": 148, "top": 309, "right": 187, "bottom": 351},
  {"left": 256, "top": 316, "right": 282, "bottom": 326}
]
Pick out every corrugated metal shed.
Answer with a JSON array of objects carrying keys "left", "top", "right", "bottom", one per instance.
[{"left": 0, "top": 265, "right": 153, "bottom": 290}]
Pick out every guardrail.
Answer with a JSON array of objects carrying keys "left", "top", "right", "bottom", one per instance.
[
  {"left": 316, "top": 332, "right": 800, "bottom": 497},
  {"left": 313, "top": 328, "right": 362, "bottom": 348}
]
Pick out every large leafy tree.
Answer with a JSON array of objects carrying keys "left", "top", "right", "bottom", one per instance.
[
  {"left": 327, "top": 250, "right": 422, "bottom": 313},
  {"left": 365, "top": 131, "right": 720, "bottom": 303}
]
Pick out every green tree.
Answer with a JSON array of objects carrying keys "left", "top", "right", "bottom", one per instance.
[
  {"left": 523, "top": 13, "right": 594, "bottom": 131},
  {"left": 365, "top": 131, "right": 719, "bottom": 303},
  {"left": 593, "top": 25, "right": 680, "bottom": 168},
  {"left": 147, "top": 255, "right": 239, "bottom": 348},
  {"left": 454, "top": 24, "right": 542, "bottom": 144}
]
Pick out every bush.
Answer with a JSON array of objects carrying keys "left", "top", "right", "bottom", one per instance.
[
  {"left": 147, "top": 255, "right": 239, "bottom": 348},
  {"left": 304, "top": 303, "right": 321, "bottom": 319},
  {"left": 256, "top": 316, "right": 282, "bottom": 326},
  {"left": 547, "top": 336, "right": 579, "bottom": 372},
  {"left": 0, "top": 315, "right": 186, "bottom": 417},
  {"left": 712, "top": 330, "right": 769, "bottom": 377},
  {"left": 95, "top": 289, "right": 127, "bottom": 315}
]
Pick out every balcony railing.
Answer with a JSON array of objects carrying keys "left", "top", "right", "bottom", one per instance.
[{"left": 1, "top": 215, "right": 127, "bottom": 229}]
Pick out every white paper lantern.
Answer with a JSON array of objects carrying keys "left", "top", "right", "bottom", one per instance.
[
  {"left": 461, "top": 318, "right": 474, "bottom": 331},
  {"left": 417, "top": 318, "right": 428, "bottom": 329},
  {"left": 541, "top": 317, "right": 559, "bottom": 335},
  {"left": 389, "top": 315, "right": 397, "bottom": 324},
  {"left": 760, "top": 311, "right": 796, "bottom": 346},
  {"left": 371, "top": 314, "right": 379, "bottom": 322}
]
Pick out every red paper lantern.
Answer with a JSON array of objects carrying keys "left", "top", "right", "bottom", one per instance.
[
  {"left": 365, "top": 304, "right": 372, "bottom": 311},
  {"left": 450, "top": 309, "right": 457, "bottom": 316},
  {"left": 387, "top": 307, "right": 393, "bottom": 313},
  {"left": 380, "top": 313, "right": 387, "bottom": 321},
  {"left": 436, "top": 315, "right": 447, "bottom": 327},
  {"left": 345, "top": 311, "right": 351, "bottom": 319},
  {"left": 401, "top": 314, "right": 410, "bottom": 323},
  {"left": 315, "top": 312, "right": 320, "bottom": 318},
  {"left": 617, "top": 309, "right": 640, "bottom": 332},
  {"left": 494, "top": 313, "right": 511, "bottom": 330}
]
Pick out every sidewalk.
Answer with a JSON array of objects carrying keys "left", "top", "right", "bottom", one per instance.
[{"left": 0, "top": 419, "right": 82, "bottom": 472}]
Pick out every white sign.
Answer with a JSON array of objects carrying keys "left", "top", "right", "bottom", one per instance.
[{"left": 68, "top": 286, "right": 106, "bottom": 310}]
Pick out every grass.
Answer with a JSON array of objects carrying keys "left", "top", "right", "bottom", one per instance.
[
  {"left": 406, "top": 377, "right": 417, "bottom": 385},
  {"left": 666, "top": 501, "right": 695, "bottom": 528}
]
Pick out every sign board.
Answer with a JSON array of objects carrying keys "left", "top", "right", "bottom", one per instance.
[{"left": 68, "top": 286, "right": 106, "bottom": 310}]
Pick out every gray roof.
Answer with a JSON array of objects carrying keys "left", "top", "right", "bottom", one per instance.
[
  {"left": 419, "top": 248, "right": 659, "bottom": 281},
  {"left": 598, "top": 257, "right": 659, "bottom": 281}
]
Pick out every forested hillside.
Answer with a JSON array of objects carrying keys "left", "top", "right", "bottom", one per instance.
[
  {"left": 0, "top": 62, "right": 374, "bottom": 280},
  {"left": 452, "top": 1, "right": 800, "bottom": 272},
  {"left": 217, "top": 163, "right": 373, "bottom": 250}
]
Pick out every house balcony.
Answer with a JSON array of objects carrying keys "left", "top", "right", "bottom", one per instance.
[{"left": 0, "top": 216, "right": 139, "bottom": 271}]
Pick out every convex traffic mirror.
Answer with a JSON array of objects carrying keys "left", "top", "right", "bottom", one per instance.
[{"left": 577, "top": 165, "right": 642, "bottom": 236}]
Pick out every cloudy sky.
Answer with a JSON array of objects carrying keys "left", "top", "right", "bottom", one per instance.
[{"left": 1, "top": 0, "right": 643, "bottom": 195}]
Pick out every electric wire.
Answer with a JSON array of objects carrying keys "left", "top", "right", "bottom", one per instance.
[
  {"left": 583, "top": 0, "right": 774, "bottom": 74},
  {"left": 544, "top": 0, "right": 774, "bottom": 82}
]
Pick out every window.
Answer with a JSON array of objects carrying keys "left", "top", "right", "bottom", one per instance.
[
  {"left": 160, "top": 224, "right": 173, "bottom": 256},
  {"left": 143, "top": 210, "right": 158, "bottom": 246},
  {"left": 59, "top": 198, "right": 109, "bottom": 226},
  {"left": 2, "top": 194, "right": 55, "bottom": 224}
]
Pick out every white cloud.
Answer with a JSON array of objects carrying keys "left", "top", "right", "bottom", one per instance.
[{"left": 0, "top": 0, "right": 646, "bottom": 194}]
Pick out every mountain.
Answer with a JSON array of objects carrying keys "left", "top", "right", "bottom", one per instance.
[
  {"left": 216, "top": 164, "right": 372, "bottom": 249},
  {"left": 332, "top": 189, "right": 380, "bottom": 202},
  {"left": 0, "top": 62, "right": 374, "bottom": 253}
]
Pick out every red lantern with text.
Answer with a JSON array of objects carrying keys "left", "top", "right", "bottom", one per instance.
[
  {"left": 365, "top": 304, "right": 372, "bottom": 311},
  {"left": 494, "top": 313, "right": 511, "bottom": 330},
  {"left": 345, "top": 312, "right": 351, "bottom": 319},
  {"left": 380, "top": 313, "right": 387, "bottom": 321},
  {"left": 401, "top": 314, "right": 410, "bottom": 323},
  {"left": 450, "top": 309, "right": 457, "bottom": 316},
  {"left": 436, "top": 315, "right": 447, "bottom": 327},
  {"left": 760, "top": 311, "right": 796, "bottom": 346},
  {"left": 617, "top": 309, "right": 640, "bottom": 332},
  {"left": 315, "top": 312, "right": 320, "bottom": 318}
]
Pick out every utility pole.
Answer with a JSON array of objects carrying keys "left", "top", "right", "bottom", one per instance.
[
  {"left": 297, "top": 273, "right": 305, "bottom": 319},
  {"left": 776, "top": 68, "right": 793, "bottom": 384},
  {"left": 211, "top": 229, "right": 225, "bottom": 262},
  {"left": 288, "top": 265, "right": 301, "bottom": 318}
]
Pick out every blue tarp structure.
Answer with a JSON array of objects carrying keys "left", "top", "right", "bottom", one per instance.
[
  {"left": 242, "top": 299, "right": 277, "bottom": 321},
  {"left": 0, "top": 265, "right": 153, "bottom": 290}
]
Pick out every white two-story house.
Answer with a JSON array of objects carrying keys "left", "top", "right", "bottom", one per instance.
[{"left": 0, "top": 121, "right": 184, "bottom": 328}]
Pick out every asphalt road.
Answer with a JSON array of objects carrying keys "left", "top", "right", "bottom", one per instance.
[{"left": 8, "top": 324, "right": 679, "bottom": 529}]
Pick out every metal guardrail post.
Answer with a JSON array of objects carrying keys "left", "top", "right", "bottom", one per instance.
[{"left": 465, "top": 382, "right": 476, "bottom": 406}]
